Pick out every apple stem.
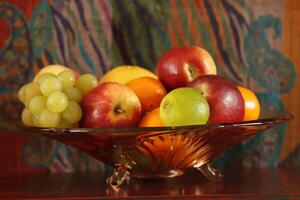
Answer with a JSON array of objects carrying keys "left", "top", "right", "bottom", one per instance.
[
  {"left": 114, "top": 106, "right": 126, "bottom": 114},
  {"left": 188, "top": 66, "right": 196, "bottom": 78}
]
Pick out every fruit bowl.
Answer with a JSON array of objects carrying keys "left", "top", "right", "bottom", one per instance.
[{"left": 24, "top": 113, "right": 293, "bottom": 188}]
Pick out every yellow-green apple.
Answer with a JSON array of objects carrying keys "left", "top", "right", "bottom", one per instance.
[
  {"left": 188, "top": 75, "right": 244, "bottom": 124},
  {"left": 160, "top": 87, "right": 210, "bottom": 126},
  {"left": 156, "top": 46, "right": 217, "bottom": 90},
  {"left": 80, "top": 82, "right": 141, "bottom": 128},
  {"left": 99, "top": 65, "right": 157, "bottom": 84}
]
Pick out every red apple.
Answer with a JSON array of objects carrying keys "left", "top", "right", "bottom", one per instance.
[
  {"left": 80, "top": 82, "right": 142, "bottom": 128},
  {"left": 156, "top": 46, "right": 217, "bottom": 90},
  {"left": 188, "top": 75, "right": 244, "bottom": 124}
]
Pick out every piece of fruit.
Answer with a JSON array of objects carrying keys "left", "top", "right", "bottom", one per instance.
[
  {"left": 57, "top": 120, "right": 72, "bottom": 128},
  {"left": 21, "top": 108, "right": 33, "bottom": 126},
  {"left": 57, "top": 70, "right": 76, "bottom": 88},
  {"left": 126, "top": 77, "right": 167, "bottom": 113},
  {"left": 36, "top": 73, "right": 55, "bottom": 84},
  {"left": 81, "top": 82, "right": 142, "bottom": 128},
  {"left": 32, "top": 115, "right": 40, "bottom": 127},
  {"left": 40, "top": 76, "right": 62, "bottom": 96},
  {"left": 238, "top": 86, "right": 261, "bottom": 121},
  {"left": 160, "top": 87, "right": 209, "bottom": 126},
  {"left": 39, "top": 108, "right": 61, "bottom": 127},
  {"left": 62, "top": 101, "right": 82, "bottom": 124},
  {"left": 28, "top": 96, "right": 46, "bottom": 115},
  {"left": 62, "top": 87, "right": 83, "bottom": 103},
  {"left": 33, "top": 64, "right": 79, "bottom": 82},
  {"left": 189, "top": 75, "right": 244, "bottom": 124},
  {"left": 139, "top": 108, "right": 164, "bottom": 127},
  {"left": 18, "top": 69, "right": 86, "bottom": 128},
  {"left": 156, "top": 46, "right": 217, "bottom": 90},
  {"left": 46, "top": 91, "right": 68, "bottom": 113},
  {"left": 18, "top": 82, "right": 42, "bottom": 106},
  {"left": 99, "top": 65, "right": 157, "bottom": 84},
  {"left": 18, "top": 85, "right": 26, "bottom": 105},
  {"left": 75, "top": 74, "right": 98, "bottom": 94}
]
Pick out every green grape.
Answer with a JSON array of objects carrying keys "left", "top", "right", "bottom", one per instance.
[
  {"left": 18, "top": 85, "right": 26, "bottom": 104},
  {"left": 36, "top": 73, "right": 55, "bottom": 84},
  {"left": 47, "top": 91, "right": 68, "bottom": 113},
  {"left": 58, "top": 70, "right": 75, "bottom": 88},
  {"left": 32, "top": 114, "right": 41, "bottom": 127},
  {"left": 75, "top": 74, "right": 97, "bottom": 94},
  {"left": 63, "top": 87, "right": 83, "bottom": 103},
  {"left": 57, "top": 120, "right": 72, "bottom": 128},
  {"left": 22, "top": 82, "right": 42, "bottom": 106},
  {"left": 62, "top": 101, "right": 82, "bottom": 124},
  {"left": 40, "top": 76, "right": 62, "bottom": 96},
  {"left": 21, "top": 108, "right": 33, "bottom": 126},
  {"left": 29, "top": 96, "right": 46, "bottom": 115},
  {"left": 39, "top": 108, "right": 61, "bottom": 127}
]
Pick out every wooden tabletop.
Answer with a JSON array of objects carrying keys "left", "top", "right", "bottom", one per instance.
[{"left": 1, "top": 166, "right": 300, "bottom": 199}]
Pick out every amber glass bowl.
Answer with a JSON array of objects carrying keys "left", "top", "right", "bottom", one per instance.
[{"left": 24, "top": 113, "right": 293, "bottom": 187}]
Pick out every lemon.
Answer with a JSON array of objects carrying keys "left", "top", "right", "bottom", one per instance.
[{"left": 99, "top": 65, "right": 157, "bottom": 84}]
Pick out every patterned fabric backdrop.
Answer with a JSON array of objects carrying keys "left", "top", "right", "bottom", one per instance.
[{"left": 0, "top": 0, "right": 299, "bottom": 175}]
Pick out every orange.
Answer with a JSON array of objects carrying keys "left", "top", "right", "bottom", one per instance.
[
  {"left": 139, "top": 108, "right": 164, "bottom": 127},
  {"left": 126, "top": 77, "right": 167, "bottom": 113},
  {"left": 238, "top": 86, "right": 261, "bottom": 121}
]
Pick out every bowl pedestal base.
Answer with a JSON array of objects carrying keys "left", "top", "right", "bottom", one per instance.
[{"left": 107, "top": 163, "right": 223, "bottom": 188}]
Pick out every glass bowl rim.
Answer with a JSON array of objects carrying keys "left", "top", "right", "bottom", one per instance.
[{"left": 23, "top": 112, "right": 293, "bottom": 137}]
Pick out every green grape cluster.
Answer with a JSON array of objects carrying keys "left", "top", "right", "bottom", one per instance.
[{"left": 18, "top": 71, "right": 97, "bottom": 128}]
